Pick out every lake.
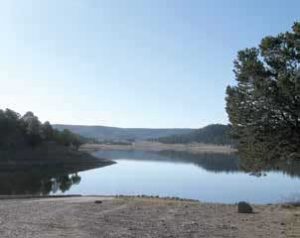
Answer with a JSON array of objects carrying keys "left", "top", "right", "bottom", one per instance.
[
  {"left": 61, "top": 150, "right": 300, "bottom": 204},
  {"left": 1, "top": 150, "right": 299, "bottom": 204}
]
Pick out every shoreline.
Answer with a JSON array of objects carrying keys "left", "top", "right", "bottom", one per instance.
[
  {"left": 0, "top": 195, "right": 298, "bottom": 237},
  {"left": 0, "top": 194, "right": 297, "bottom": 206},
  {"left": 0, "top": 143, "right": 115, "bottom": 166},
  {"left": 80, "top": 141, "right": 237, "bottom": 154}
]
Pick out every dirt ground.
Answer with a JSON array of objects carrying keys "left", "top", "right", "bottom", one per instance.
[{"left": 0, "top": 196, "right": 299, "bottom": 238}]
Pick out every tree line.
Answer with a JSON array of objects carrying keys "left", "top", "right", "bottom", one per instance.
[{"left": 0, "top": 108, "right": 88, "bottom": 150}]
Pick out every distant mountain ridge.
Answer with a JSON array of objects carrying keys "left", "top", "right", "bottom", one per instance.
[
  {"left": 53, "top": 124, "right": 194, "bottom": 141},
  {"left": 153, "top": 124, "right": 234, "bottom": 145},
  {"left": 53, "top": 124, "right": 234, "bottom": 145}
]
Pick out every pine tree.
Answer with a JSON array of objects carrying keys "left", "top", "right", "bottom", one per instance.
[{"left": 226, "top": 22, "right": 300, "bottom": 162}]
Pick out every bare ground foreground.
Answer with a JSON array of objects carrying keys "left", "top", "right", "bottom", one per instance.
[{"left": 0, "top": 196, "right": 299, "bottom": 238}]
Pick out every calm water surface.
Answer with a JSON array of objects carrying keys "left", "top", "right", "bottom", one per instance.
[{"left": 61, "top": 150, "right": 300, "bottom": 204}]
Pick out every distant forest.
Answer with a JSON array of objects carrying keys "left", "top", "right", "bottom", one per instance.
[
  {"left": 0, "top": 108, "right": 88, "bottom": 151},
  {"left": 151, "top": 124, "right": 234, "bottom": 145}
]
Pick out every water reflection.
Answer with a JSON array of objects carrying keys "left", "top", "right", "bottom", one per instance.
[
  {"left": 239, "top": 156, "right": 300, "bottom": 178},
  {"left": 0, "top": 163, "right": 106, "bottom": 195},
  {"left": 1, "top": 150, "right": 300, "bottom": 202},
  {"left": 67, "top": 150, "right": 300, "bottom": 203},
  {"left": 158, "top": 151, "right": 240, "bottom": 173},
  {"left": 94, "top": 150, "right": 238, "bottom": 172},
  {"left": 94, "top": 150, "right": 300, "bottom": 178}
]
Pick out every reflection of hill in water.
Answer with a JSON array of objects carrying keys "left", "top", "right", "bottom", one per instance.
[
  {"left": 94, "top": 150, "right": 240, "bottom": 173},
  {"left": 0, "top": 163, "right": 108, "bottom": 195},
  {"left": 158, "top": 151, "right": 240, "bottom": 173},
  {"left": 94, "top": 150, "right": 300, "bottom": 178}
]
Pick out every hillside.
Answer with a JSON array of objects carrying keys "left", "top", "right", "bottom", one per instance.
[
  {"left": 53, "top": 124, "right": 194, "bottom": 141},
  {"left": 53, "top": 124, "right": 234, "bottom": 146},
  {"left": 0, "top": 108, "right": 113, "bottom": 167},
  {"left": 153, "top": 124, "right": 234, "bottom": 145}
]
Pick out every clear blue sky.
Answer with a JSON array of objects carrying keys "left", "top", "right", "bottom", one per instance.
[{"left": 0, "top": 0, "right": 299, "bottom": 128}]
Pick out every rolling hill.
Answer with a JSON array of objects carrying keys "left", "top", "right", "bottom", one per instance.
[
  {"left": 153, "top": 124, "right": 234, "bottom": 145},
  {"left": 53, "top": 124, "right": 234, "bottom": 145},
  {"left": 53, "top": 124, "right": 194, "bottom": 141}
]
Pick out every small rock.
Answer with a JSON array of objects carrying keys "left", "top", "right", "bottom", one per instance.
[
  {"left": 94, "top": 200, "right": 102, "bottom": 204},
  {"left": 238, "top": 201, "right": 253, "bottom": 213}
]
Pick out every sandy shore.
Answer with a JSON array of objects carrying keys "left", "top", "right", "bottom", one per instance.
[
  {"left": 80, "top": 141, "right": 236, "bottom": 154},
  {"left": 0, "top": 196, "right": 299, "bottom": 238}
]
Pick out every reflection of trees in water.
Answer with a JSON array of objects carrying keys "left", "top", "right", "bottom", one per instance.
[
  {"left": 95, "top": 150, "right": 300, "bottom": 178},
  {"left": 95, "top": 150, "right": 240, "bottom": 173},
  {"left": 239, "top": 153, "right": 300, "bottom": 178},
  {"left": 0, "top": 169, "right": 81, "bottom": 195},
  {"left": 163, "top": 150, "right": 300, "bottom": 178},
  {"left": 0, "top": 161, "right": 106, "bottom": 195},
  {"left": 51, "top": 174, "right": 81, "bottom": 193},
  {"left": 158, "top": 151, "right": 240, "bottom": 173}
]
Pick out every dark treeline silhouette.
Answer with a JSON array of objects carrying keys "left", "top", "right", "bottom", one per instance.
[
  {"left": 0, "top": 108, "right": 89, "bottom": 152},
  {"left": 226, "top": 22, "right": 300, "bottom": 163},
  {"left": 151, "top": 124, "right": 234, "bottom": 145},
  {"left": 0, "top": 108, "right": 116, "bottom": 170}
]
